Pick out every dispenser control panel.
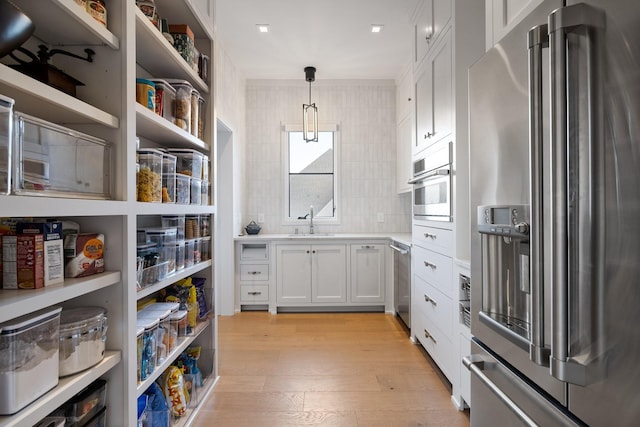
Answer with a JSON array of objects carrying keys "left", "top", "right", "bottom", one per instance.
[{"left": 477, "top": 205, "right": 529, "bottom": 238}]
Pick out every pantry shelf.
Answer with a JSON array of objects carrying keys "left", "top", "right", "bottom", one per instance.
[
  {"left": 0, "top": 196, "right": 127, "bottom": 218},
  {"left": 0, "top": 351, "right": 121, "bottom": 427},
  {"left": 0, "top": 271, "right": 121, "bottom": 324},
  {"left": 136, "top": 104, "right": 209, "bottom": 150},
  {"left": 137, "top": 261, "right": 212, "bottom": 301},
  {"left": 135, "top": 202, "right": 216, "bottom": 216}
]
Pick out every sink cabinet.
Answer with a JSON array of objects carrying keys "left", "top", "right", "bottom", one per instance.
[{"left": 276, "top": 244, "right": 347, "bottom": 305}]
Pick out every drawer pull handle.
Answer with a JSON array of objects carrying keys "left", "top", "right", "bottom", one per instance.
[
  {"left": 361, "top": 245, "right": 373, "bottom": 249},
  {"left": 424, "top": 261, "right": 437, "bottom": 269},
  {"left": 424, "top": 294, "right": 437, "bottom": 306},
  {"left": 248, "top": 291, "right": 262, "bottom": 296},
  {"left": 248, "top": 271, "right": 262, "bottom": 275},
  {"left": 424, "top": 233, "right": 437, "bottom": 239},
  {"left": 424, "top": 329, "right": 437, "bottom": 344}
]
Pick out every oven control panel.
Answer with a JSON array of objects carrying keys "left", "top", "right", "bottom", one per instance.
[{"left": 477, "top": 205, "right": 529, "bottom": 238}]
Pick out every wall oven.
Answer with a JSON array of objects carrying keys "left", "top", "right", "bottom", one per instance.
[{"left": 409, "top": 141, "right": 452, "bottom": 221}]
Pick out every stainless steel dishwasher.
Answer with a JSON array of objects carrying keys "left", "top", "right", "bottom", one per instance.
[{"left": 391, "top": 241, "right": 411, "bottom": 330}]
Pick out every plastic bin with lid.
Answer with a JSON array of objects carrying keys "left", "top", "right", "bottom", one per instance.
[
  {"left": 190, "top": 177, "right": 201, "bottom": 205},
  {"left": 145, "top": 228, "right": 177, "bottom": 274},
  {"left": 170, "top": 310, "right": 189, "bottom": 337},
  {"left": 200, "top": 236, "right": 211, "bottom": 261},
  {"left": 150, "top": 79, "right": 176, "bottom": 123},
  {"left": 138, "top": 308, "right": 173, "bottom": 356},
  {"left": 58, "top": 306, "right": 108, "bottom": 377},
  {"left": 184, "top": 239, "right": 197, "bottom": 268},
  {"left": 185, "top": 214, "right": 201, "bottom": 239},
  {"left": 190, "top": 88, "right": 200, "bottom": 138},
  {"left": 0, "top": 306, "right": 62, "bottom": 414},
  {"left": 137, "top": 148, "right": 163, "bottom": 203},
  {"left": 201, "top": 179, "right": 209, "bottom": 205},
  {"left": 167, "top": 148, "right": 204, "bottom": 179},
  {"left": 175, "top": 173, "right": 190, "bottom": 204},
  {"left": 164, "top": 79, "right": 193, "bottom": 133},
  {"left": 162, "top": 173, "right": 175, "bottom": 203},
  {"left": 136, "top": 317, "right": 159, "bottom": 380},
  {"left": 51, "top": 378, "right": 106, "bottom": 427},
  {"left": 161, "top": 215, "right": 185, "bottom": 240},
  {"left": 175, "top": 240, "right": 185, "bottom": 270},
  {"left": 199, "top": 214, "right": 211, "bottom": 237}
]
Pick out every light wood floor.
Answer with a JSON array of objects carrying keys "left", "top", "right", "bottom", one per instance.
[{"left": 191, "top": 312, "right": 470, "bottom": 427}]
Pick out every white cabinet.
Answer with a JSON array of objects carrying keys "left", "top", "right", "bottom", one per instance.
[
  {"left": 396, "top": 114, "right": 413, "bottom": 194},
  {"left": 396, "top": 65, "right": 414, "bottom": 122},
  {"left": 276, "top": 244, "right": 347, "bottom": 305},
  {"left": 414, "top": 27, "right": 453, "bottom": 156},
  {"left": 236, "top": 242, "right": 271, "bottom": 309},
  {"left": 485, "top": 0, "right": 545, "bottom": 50},
  {"left": 350, "top": 244, "right": 385, "bottom": 304},
  {"left": 413, "top": 0, "right": 453, "bottom": 69}
]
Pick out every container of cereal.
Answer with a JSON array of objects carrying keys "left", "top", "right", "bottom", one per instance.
[
  {"left": 190, "top": 177, "right": 201, "bottom": 205},
  {"left": 167, "top": 148, "right": 204, "bottom": 178},
  {"left": 136, "top": 149, "right": 163, "bottom": 203},
  {"left": 175, "top": 173, "right": 190, "bottom": 204},
  {"left": 58, "top": 307, "right": 108, "bottom": 376},
  {"left": 165, "top": 79, "right": 193, "bottom": 133},
  {"left": 185, "top": 215, "right": 201, "bottom": 239},
  {"left": 149, "top": 79, "right": 176, "bottom": 123},
  {"left": 0, "top": 307, "right": 62, "bottom": 414},
  {"left": 135, "top": 78, "right": 155, "bottom": 111}
]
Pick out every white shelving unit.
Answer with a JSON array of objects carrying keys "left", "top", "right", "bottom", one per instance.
[{"left": 0, "top": 0, "right": 218, "bottom": 425}]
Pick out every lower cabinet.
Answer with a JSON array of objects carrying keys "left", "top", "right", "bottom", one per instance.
[
  {"left": 350, "top": 244, "right": 385, "bottom": 303},
  {"left": 276, "top": 244, "right": 347, "bottom": 305}
]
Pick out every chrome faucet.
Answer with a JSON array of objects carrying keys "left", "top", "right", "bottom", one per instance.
[{"left": 309, "top": 205, "right": 314, "bottom": 234}]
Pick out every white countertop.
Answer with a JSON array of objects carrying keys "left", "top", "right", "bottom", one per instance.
[{"left": 235, "top": 232, "right": 412, "bottom": 247}]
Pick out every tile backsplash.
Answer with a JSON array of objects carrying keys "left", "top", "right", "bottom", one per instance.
[{"left": 244, "top": 80, "right": 411, "bottom": 234}]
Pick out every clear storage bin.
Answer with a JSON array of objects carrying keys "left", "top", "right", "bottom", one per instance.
[
  {"left": 162, "top": 152, "right": 176, "bottom": 174},
  {"left": 201, "top": 179, "right": 209, "bottom": 205},
  {"left": 190, "top": 177, "right": 201, "bottom": 205},
  {"left": 0, "top": 306, "right": 62, "bottom": 415},
  {"left": 197, "top": 94, "right": 206, "bottom": 140},
  {"left": 170, "top": 310, "right": 188, "bottom": 337},
  {"left": 145, "top": 228, "right": 177, "bottom": 274},
  {"left": 190, "top": 88, "right": 200, "bottom": 138},
  {"left": 175, "top": 240, "right": 185, "bottom": 270},
  {"left": 200, "top": 236, "right": 211, "bottom": 261},
  {"left": 201, "top": 154, "right": 209, "bottom": 181},
  {"left": 0, "top": 95, "right": 14, "bottom": 195},
  {"left": 175, "top": 173, "right": 190, "bottom": 204},
  {"left": 161, "top": 215, "right": 185, "bottom": 240},
  {"left": 138, "top": 308, "right": 172, "bottom": 359},
  {"left": 136, "top": 317, "right": 158, "bottom": 380},
  {"left": 150, "top": 79, "right": 176, "bottom": 123},
  {"left": 185, "top": 215, "right": 201, "bottom": 239},
  {"left": 53, "top": 378, "right": 106, "bottom": 426},
  {"left": 58, "top": 306, "right": 108, "bottom": 376},
  {"left": 167, "top": 148, "right": 204, "bottom": 179},
  {"left": 184, "top": 239, "right": 196, "bottom": 268},
  {"left": 162, "top": 173, "right": 175, "bottom": 203},
  {"left": 164, "top": 79, "right": 193, "bottom": 133},
  {"left": 192, "top": 238, "right": 201, "bottom": 264},
  {"left": 199, "top": 214, "right": 211, "bottom": 237},
  {"left": 137, "top": 148, "right": 163, "bottom": 203}
]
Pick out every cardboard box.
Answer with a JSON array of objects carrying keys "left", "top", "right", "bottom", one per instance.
[
  {"left": 17, "top": 234, "right": 44, "bottom": 289},
  {"left": 17, "top": 222, "right": 64, "bottom": 286},
  {"left": 169, "top": 24, "right": 195, "bottom": 65},
  {"left": 64, "top": 233, "right": 105, "bottom": 278},
  {"left": 2, "top": 235, "right": 17, "bottom": 289}
]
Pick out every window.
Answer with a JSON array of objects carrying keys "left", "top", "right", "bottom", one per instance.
[{"left": 283, "top": 125, "right": 339, "bottom": 223}]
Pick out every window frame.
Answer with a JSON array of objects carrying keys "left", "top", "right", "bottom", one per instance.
[{"left": 281, "top": 122, "right": 341, "bottom": 226}]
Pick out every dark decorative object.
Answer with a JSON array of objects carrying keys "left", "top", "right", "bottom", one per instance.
[
  {"left": 245, "top": 220, "right": 262, "bottom": 235},
  {"left": 0, "top": 0, "right": 34, "bottom": 58}
]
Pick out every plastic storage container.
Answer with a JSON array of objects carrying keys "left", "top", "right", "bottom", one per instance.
[
  {"left": 145, "top": 228, "right": 177, "bottom": 274},
  {"left": 53, "top": 378, "right": 106, "bottom": 426},
  {"left": 136, "top": 148, "right": 163, "bottom": 203},
  {"left": 200, "top": 214, "right": 211, "bottom": 237},
  {"left": 138, "top": 308, "right": 172, "bottom": 359},
  {"left": 175, "top": 173, "right": 190, "bottom": 204},
  {"left": 192, "top": 238, "right": 201, "bottom": 264},
  {"left": 175, "top": 240, "right": 185, "bottom": 270},
  {"left": 161, "top": 173, "right": 175, "bottom": 203},
  {"left": 149, "top": 79, "right": 176, "bottom": 123},
  {"left": 13, "top": 112, "right": 112, "bottom": 199},
  {"left": 190, "top": 177, "right": 201, "bottom": 205},
  {"left": 201, "top": 154, "right": 209, "bottom": 181},
  {"left": 201, "top": 179, "right": 209, "bottom": 205},
  {"left": 184, "top": 239, "right": 196, "bottom": 268},
  {"left": 185, "top": 214, "right": 201, "bottom": 239},
  {"left": 0, "top": 306, "right": 62, "bottom": 415},
  {"left": 200, "top": 236, "right": 211, "bottom": 261},
  {"left": 136, "top": 78, "right": 155, "bottom": 111},
  {"left": 136, "top": 243, "right": 168, "bottom": 288},
  {"left": 0, "top": 95, "right": 15, "bottom": 195},
  {"left": 143, "top": 302, "right": 180, "bottom": 314},
  {"left": 170, "top": 310, "right": 188, "bottom": 337},
  {"left": 58, "top": 306, "right": 108, "bottom": 376},
  {"left": 136, "top": 326, "right": 144, "bottom": 383},
  {"left": 165, "top": 79, "right": 193, "bottom": 133},
  {"left": 33, "top": 417, "right": 65, "bottom": 427},
  {"left": 161, "top": 215, "right": 185, "bottom": 240},
  {"left": 80, "top": 406, "right": 106, "bottom": 427},
  {"left": 197, "top": 94, "right": 206, "bottom": 140},
  {"left": 167, "top": 148, "right": 204, "bottom": 179},
  {"left": 190, "top": 88, "right": 200, "bottom": 138},
  {"left": 136, "top": 317, "right": 158, "bottom": 380}
]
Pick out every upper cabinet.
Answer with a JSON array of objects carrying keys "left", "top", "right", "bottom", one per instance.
[
  {"left": 396, "top": 64, "right": 413, "bottom": 194},
  {"left": 485, "top": 0, "right": 544, "bottom": 50},
  {"left": 413, "top": 0, "right": 452, "bottom": 70}
]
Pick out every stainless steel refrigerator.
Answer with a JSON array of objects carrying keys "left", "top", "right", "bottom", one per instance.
[{"left": 466, "top": 0, "right": 640, "bottom": 425}]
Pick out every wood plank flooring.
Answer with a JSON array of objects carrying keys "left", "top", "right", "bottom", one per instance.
[{"left": 190, "top": 312, "right": 470, "bottom": 426}]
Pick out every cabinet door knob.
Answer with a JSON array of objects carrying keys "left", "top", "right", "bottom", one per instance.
[
  {"left": 306, "top": 250, "right": 310, "bottom": 254},
  {"left": 424, "top": 261, "right": 437, "bottom": 270},
  {"left": 424, "top": 329, "right": 437, "bottom": 344},
  {"left": 426, "top": 131, "right": 435, "bottom": 138},
  {"left": 408, "top": 97, "right": 412, "bottom": 102}
]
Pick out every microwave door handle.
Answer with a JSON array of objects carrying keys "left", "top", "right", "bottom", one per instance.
[
  {"left": 549, "top": 4, "right": 606, "bottom": 386},
  {"left": 527, "top": 24, "right": 550, "bottom": 367},
  {"left": 407, "top": 168, "right": 450, "bottom": 184}
]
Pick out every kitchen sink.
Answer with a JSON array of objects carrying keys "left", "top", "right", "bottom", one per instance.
[{"left": 287, "top": 233, "right": 335, "bottom": 237}]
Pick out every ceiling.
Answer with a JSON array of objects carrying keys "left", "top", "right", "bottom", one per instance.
[{"left": 215, "top": 0, "right": 419, "bottom": 81}]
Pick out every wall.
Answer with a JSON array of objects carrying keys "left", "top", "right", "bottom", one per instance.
[{"left": 244, "top": 80, "right": 412, "bottom": 234}]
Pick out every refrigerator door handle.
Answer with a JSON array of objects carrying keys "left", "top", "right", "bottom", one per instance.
[
  {"left": 463, "top": 355, "right": 537, "bottom": 427},
  {"left": 549, "top": 3, "right": 606, "bottom": 386},
  {"left": 527, "top": 23, "right": 551, "bottom": 368}
]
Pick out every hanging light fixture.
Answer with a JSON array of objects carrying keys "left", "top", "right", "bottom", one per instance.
[{"left": 302, "top": 66, "right": 318, "bottom": 142}]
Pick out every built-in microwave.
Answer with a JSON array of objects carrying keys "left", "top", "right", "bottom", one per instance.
[{"left": 409, "top": 141, "right": 452, "bottom": 221}]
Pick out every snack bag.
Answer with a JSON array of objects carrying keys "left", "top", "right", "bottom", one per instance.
[{"left": 162, "top": 366, "right": 189, "bottom": 417}]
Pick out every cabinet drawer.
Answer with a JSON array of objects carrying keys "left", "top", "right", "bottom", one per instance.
[
  {"left": 240, "top": 285, "right": 269, "bottom": 302},
  {"left": 413, "top": 224, "right": 452, "bottom": 255},
  {"left": 240, "top": 264, "right": 269, "bottom": 281},
  {"left": 413, "top": 308, "right": 453, "bottom": 381},
  {"left": 414, "top": 273, "right": 453, "bottom": 337},
  {"left": 413, "top": 245, "right": 453, "bottom": 295}
]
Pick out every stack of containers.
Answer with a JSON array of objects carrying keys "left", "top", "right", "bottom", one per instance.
[
  {"left": 161, "top": 152, "right": 177, "bottom": 203},
  {"left": 137, "top": 307, "right": 172, "bottom": 363},
  {"left": 162, "top": 215, "right": 185, "bottom": 270},
  {"left": 139, "top": 302, "right": 180, "bottom": 355},
  {"left": 145, "top": 228, "right": 177, "bottom": 275},
  {"left": 168, "top": 148, "right": 204, "bottom": 206},
  {"left": 200, "top": 214, "right": 211, "bottom": 261},
  {"left": 137, "top": 149, "right": 163, "bottom": 203}
]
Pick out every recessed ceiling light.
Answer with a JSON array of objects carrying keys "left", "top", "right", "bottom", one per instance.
[
  {"left": 371, "top": 24, "right": 384, "bottom": 33},
  {"left": 256, "top": 24, "right": 269, "bottom": 33}
]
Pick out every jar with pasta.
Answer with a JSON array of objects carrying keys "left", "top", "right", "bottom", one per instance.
[{"left": 137, "top": 149, "right": 163, "bottom": 203}]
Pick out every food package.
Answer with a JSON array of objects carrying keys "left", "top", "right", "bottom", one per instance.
[
  {"left": 64, "top": 233, "right": 105, "bottom": 278},
  {"left": 191, "top": 277, "right": 209, "bottom": 320},
  {"left": 17, "top": 221, "right": 64, "bottom": 286},
  {"left": 17, "top": 233, "right": 44, "bottom": 289},
  {"left": 161, "top": 366, "right": 189, "bottom": 417},
  {"left": 161, "top": 277, "right": 197, "bottom": 333}
]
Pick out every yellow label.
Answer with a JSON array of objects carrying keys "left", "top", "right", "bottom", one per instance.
[{"left": 83, "top": 238, "right": 104, "bottom": 259}]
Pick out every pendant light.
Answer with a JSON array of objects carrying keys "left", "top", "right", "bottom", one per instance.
[{"left": 302, "top": 66, "right": 318, "bottom": 142}]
